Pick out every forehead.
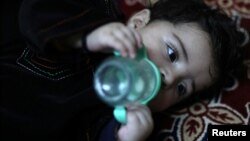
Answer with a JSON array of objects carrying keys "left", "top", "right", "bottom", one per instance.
[{"left": 176, "top": 23, "right": 214, "bottom": 91}]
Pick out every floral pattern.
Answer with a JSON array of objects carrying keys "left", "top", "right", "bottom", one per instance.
[
  {"left": 157, "top": 92, "right": 250, "bottom": 141},
  {"left": 205, "top": 0, "right": 250, "bottom": 18}
]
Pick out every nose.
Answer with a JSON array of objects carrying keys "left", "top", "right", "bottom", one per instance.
[{"left": 160, "top": 68, "right": 181, "bottom": 87}]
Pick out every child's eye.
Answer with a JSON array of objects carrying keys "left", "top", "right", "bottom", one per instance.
[
  {"left": 177, "top": 83, "right": 187, "bottom": 96},
  {"left": 166, "top": 44, "right": 177, "bottom": 62}
]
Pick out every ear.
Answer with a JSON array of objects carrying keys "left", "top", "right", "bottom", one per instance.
[{"left": 127, "top": 9, "right": 151, "bottom": 29}]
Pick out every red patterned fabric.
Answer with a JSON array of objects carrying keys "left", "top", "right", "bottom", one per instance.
[
  {"left": 121, "top": 0, "right": 250, "bottom": 140},
  {"left": 153, "top": 0, "right": 250, "bottom": 140}
]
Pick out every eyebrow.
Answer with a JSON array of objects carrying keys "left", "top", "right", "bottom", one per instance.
[{"left": 172, "top": 33, "right": 188, "bottom": 62}]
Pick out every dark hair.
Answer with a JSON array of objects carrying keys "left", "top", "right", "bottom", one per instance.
[{"left": 149, "top": 0, "right": 243, "bottom": 98}]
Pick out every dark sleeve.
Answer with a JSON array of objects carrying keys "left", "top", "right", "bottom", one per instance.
[
  {"left": 19, "top": 0, "right": 120, "bottom": 61},
  {"left": 98, "top": 118, "right": 120, "bottom": 141}
]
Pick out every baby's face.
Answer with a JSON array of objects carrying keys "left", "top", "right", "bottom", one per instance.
[{"left": 138, "top": 21, "right": 215, "bottom": 112}]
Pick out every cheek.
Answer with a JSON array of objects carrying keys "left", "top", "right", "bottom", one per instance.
[
  {"left": 146, "top": 47, "right": 165, "bottom": 67},
  {"left": 148, "top": 89, "right": 178, "bottom": 112}
]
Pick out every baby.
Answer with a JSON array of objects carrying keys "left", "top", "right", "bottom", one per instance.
[{"left": 1, "top": 0, "right": 242, "bottom": 141}]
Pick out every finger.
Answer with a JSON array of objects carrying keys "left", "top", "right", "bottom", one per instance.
[
  {"left": 128, "top": 27, "right": 143, "bottom": 48},
  {"left": 121, "top": 27, "right": 142, "bottom": 51},
  {"left": 112, "top": 29, "right": 136, "bottom": 58},
  {"left": 127, "top": 105, "right": 153, "bottom": 125},
  {"left": 126, "top": 109, "right": 153, "bottom": 135},
  {"left": 135, "top": 105, "right": 153, "bottom": 125},
  {"left": 120, "top": 27, "right": 137, "bottom": 47},
  {"left": 104, "top": 36, "right": 128, "bottom": 57}
]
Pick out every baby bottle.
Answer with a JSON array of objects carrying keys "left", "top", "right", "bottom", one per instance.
[{"left": 94, "top": 47, "right": 161, "bottom": 124}]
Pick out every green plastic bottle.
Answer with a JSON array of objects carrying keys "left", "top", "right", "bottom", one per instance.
[{"left": 94, "top": 47, "right": 161, "bottom": 124}]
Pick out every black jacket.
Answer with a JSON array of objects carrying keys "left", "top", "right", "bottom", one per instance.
[{"left": 0, "top": 0, "right": 125, "bottom": 141}]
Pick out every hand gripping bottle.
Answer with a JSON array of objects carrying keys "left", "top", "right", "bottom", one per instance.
[{"left": 94, "top": 47, "right": 161, "bottom": 124}]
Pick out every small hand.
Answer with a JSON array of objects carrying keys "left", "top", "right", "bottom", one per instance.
[
  {"left": 86, "top": 22, "right": 142, "bottom": 58},
  {"left": 117, "top": 104, "right": 153, "bottom": 141}
]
